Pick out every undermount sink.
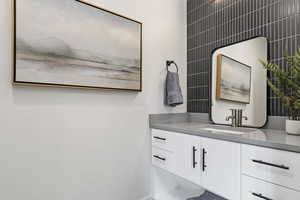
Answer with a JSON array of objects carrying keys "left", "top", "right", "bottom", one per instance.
[{"left": 202, "top": 125, "right": 257, "bottom": 135}]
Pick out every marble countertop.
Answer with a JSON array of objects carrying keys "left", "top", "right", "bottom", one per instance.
[{"left": 150, "top": 121, "right": 300, "bottom": 153}]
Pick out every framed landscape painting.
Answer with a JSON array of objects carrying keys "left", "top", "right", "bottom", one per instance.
[
  {"left": 14, "top": 0, "right": 142, "bottom": 91},
  {"left": 216, "top": 54, "right": 251, "bottom": 104}
]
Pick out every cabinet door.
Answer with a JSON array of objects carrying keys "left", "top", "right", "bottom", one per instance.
[
  {"left": 201, "top": 137, "right": 241, "bottom": 200},
  {"left": 242, "top": 175, "right": 300, "bottom": 200},
  {"left": 171, "top": 133, "right": 202, "bottom": 185},
  {"left": 242, "top": 144, "right": 300, "bottom": 191}
]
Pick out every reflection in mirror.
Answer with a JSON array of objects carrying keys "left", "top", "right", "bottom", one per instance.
[
  {"left": 210, "top": 37, "right": 268, "bottom": 128},
  {"left": 216, "top": 55, "right": 252, "bottom": 104}
]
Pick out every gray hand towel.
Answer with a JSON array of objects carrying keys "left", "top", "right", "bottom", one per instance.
[
  {"left": 187, "top": 191, "right": 227, "bottom": 200},
  {"left": 165, "top": 71, "right": 183, "bottom": 107}
]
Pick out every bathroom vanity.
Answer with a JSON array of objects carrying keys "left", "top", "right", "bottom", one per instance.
[
  {"left": 150, "top": 35, "right": 300, "bottom": 199},
  {"left": 150, "top": 116, "right": 300, "bottom": 200}
]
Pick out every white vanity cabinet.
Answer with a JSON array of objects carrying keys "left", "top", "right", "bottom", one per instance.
[
  {"left": 241, "top": 144, "right": 300, "bottom": 200},
  {"left": 151, "top": 129, "right": 241, "bottom": 200},
  {"left": 171, "top": 134, "right": 202, "bottom": 186},
  {"left": 242, "top": 175, "right": 300, "bottom": 200},
  {"left": 242, "top": 144, "right": 300, "bottom": 191},
  {"left": 201, "top": 137, "right": 241, "bottom": 200},
  {"left": 151, "top": 129, "right": 300, "bottom": 200},
  {"left": 152, "top": 129, "right": 201, "bottom": 185}
]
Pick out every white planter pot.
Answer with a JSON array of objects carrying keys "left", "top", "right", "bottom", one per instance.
[{"left": 286, "top": 119, "right": 300, "bottom": 135}]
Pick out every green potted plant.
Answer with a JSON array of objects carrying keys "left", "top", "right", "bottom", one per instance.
[{"left": 261, "top": 49, "right": 300, "bottom": 135}]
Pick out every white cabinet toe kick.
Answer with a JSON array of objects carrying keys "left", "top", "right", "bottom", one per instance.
[{"left": 151, "top": 129, "right": 300, "bottom": 200}]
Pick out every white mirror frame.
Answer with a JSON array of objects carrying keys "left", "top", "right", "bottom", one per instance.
[{"left": 210, "top": 37, "right": 268, "bottom": 128}]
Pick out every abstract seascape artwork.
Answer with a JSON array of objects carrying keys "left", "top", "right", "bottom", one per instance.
[
  {"left": 216, "top": 55, "right": 251, "bottom": 104},
  {"left": 14, "top": 0, "right": 142, "bottom": 91}
]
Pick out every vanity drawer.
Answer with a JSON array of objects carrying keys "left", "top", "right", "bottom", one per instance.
[
  {"left": 242, "top": 175, "right": 300, "bottom": 200},
  {"left": 152, "top": 129, "right": 177, "bottom": 151},
  {"left": 152, "top": 147, "right": 175, "bottom": 172},
  {"left": 242, "top": 144, "right": 300, "bottom": 191}
]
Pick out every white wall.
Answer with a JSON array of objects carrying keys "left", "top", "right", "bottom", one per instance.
[{"left": 0, "top": 0, "right": 187, "bottom": 200}]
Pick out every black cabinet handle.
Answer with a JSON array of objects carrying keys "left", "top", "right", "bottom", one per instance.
[
  {"left": 153, "top": 155, "right": 166, "bottom": 161},
  {"left": 153, "top": 136, "right": 166, "bottom": 141},
  {"left": 252, "top": 192, "right": 273, "bottom": 200},
  {"left": 202, "top": 148, "right": 207, "bottom": 171},
  {"left": 252, "top": 159, "right": 290, "bottom": 170},
  {"left": 193, "top": 146, "right": 198, "bottom": 168}
]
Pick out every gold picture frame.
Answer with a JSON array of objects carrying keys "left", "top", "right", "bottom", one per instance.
[{"left": 13, "top": 0, "right": 143, "bottom": 91}]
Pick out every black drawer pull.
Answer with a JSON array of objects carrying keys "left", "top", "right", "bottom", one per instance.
[
  {"left": 153, "top": 136, "right": 166, "bottom": 141},
  {"left": 193, "top": 146, "right": 197, "bottom": 168},
  {"left": 252, "top": 192, "right": 273, "bottom": 200},
  {"left": 252, "top": 159, "right": 290, "bottom": 170},
  {"left": 202, "top": 148, "right": 207, "bottom": 171},
  {"left": 153, "top": 155, "right": 166, "bottom": 161}
]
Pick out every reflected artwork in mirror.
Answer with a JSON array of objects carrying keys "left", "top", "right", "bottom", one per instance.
[
  {"left": 216, "top": 55, "right": 251, "bottom": 104},
  {"left": 210, "top": 37, "right": 268, "bottom": 128}
]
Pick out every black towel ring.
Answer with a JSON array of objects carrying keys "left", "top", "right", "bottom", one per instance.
[{"left": 166, "top": 60, "right": 179, "bottom": 73}]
